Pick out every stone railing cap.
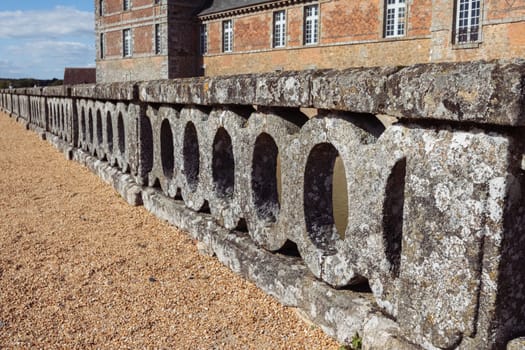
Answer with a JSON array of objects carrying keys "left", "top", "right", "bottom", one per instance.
[
  {"left": 5, "top": 59, "right": 525, "bottom": 126},
  {"left": 72, "top": 82, "right": 137, "bottom": 101},
  {"left": 382, "top": 59, "right": 525, "bottom": 126},
  {"left": 138, "top": 59, "right": 525, "bottom": 126},
  {"left": 25, "top": 87, "right": 44, "bottom": 96},
  {"left": 42, "top": 85, "right": 71, "bottom": 97}
]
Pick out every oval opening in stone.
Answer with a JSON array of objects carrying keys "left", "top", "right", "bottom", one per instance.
[
  {"left": 183, "top": 122, "right": 199, "bottom": 192},
  {"left": 276, "top": 155, "right": 282, "bottom": 208},
  {"left": 382, "top": 158, "right": 406, "bottom": 278},
  {"left": 252, "top": 132, "right": 280, "bottom": 223},
  {"left": 52, "top": 105, "right": 56, "bottom": 129},
  {"left": 117, "top": 112, "right": 125, "bottom": 155},
  {"left": 141, "top": 116, "right": 154, "bottom": 174},
  {"left": 88, "top": 109, "right": 94, "bottom": 144},
  {"left": 80, "top": 108, "right": 86, "bottom": 143},
  {"left": 303, "top": 142, "right": 343, "bottom": 252},
  {"left": 55, "top": 106, "right": 59, "bottom": 128},
  {"left": 106, "top": 112, "right": 113, "bottom": 154},
  {"left": 48, "top": 104, "right": 52, "bottom": 128},
  {"left": 61, "top": 105, "right": 65, "bottom": 133},
  {"left": 212, "top": 127, "right": 234, "bottom": 199},
  {"left": 96, "top": 110, "right": 103, "bottom": 148},
  {"left": 333, "top": 156, "right": 349, "bottom": 239},
  {"left": 58, "top": 105, "right": 62, "bottom": 131},
  {"left": 160, "top": 119, "right": 174, "bottom": 178}
]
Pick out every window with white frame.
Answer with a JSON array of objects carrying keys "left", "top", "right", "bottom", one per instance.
[
  {"left": 303, "top": 5, "right": 319, "bottom": 45},
  {"left": 123, "top": 29, "right": 132, "bottom": 57},
  {"left": 155, "top": 24, "right": 161, "bottom": 54},
  {"left": 273, "top": 10, "right": 286, "bottom": 48},
  {"left": 123, "top": 0, "right": 131, "bottom": 11},
  {"left": 384, "top": 0, "right": 406, "bottom": 37},
  {"left": 223, "top": 20, "right": 233, "bottom": 52},
  {"left": 200, "top": 24, "right": 208, "bottom": 54},
  {"left": 455, "top": 0, "right": 481, "bottom": 43},
  {"left": 100, "top": 33, "right": 105, "bottom": 59},
  {"left": 99, "top": 0, "right": 104, "bottom": 16}
]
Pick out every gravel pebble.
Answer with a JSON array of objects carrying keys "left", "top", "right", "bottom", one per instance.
[{"left": 0, "top": 113, "right": 340, "bottom": 349}]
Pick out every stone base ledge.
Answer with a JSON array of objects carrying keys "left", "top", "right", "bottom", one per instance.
[
  {"left": 141, "top": 187, "right": 417, "bottom": 349},
  {"left": 36, "top": 123, "right": 419, "bottom": 348},
  {"left": 14, "top": 116, "right": 28, "bottom": 129},
  {"left": 33, "top": 120, "right": 525, "bottom": 350},
  {"left": 73, "top": 151, "right": 143, "bottom": 207},
  {"left": 28, "top": 124, "right": 47, "bottom": 140},
  {"left": 44, "top": 132, "right": 142, "bottom": 206},
  {"left": 508, "top": 338, "right": 525, "bottom": 350}
]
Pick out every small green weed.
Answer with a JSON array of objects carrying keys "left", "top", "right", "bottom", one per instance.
[
  {"left": 339, "top": 332, "right": 363, "bottom": 350},
  {"left": 351, "top": 332, "right": 363, "bottom": 350}
]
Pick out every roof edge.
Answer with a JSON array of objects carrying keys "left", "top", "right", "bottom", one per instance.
[{"left": 198, "top": 0, "right": 314, "bottom": 20}]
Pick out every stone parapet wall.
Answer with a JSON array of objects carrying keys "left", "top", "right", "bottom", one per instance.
[{"left": 1, "top": 59, "right": 525, "bottom": 350}]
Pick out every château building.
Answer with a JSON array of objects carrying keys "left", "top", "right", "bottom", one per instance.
[{"left": 95, "top": 0, "right": 525, "bottom": 82}]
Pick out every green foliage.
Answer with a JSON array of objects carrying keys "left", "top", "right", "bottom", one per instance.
[
  {"left": 351, "top": 332, "right": 363, "bottom": 350},
  {"left": 49, "top": 78, "right": 63, "bottom": 86},
  {"left": 339, "top": 332, "right": 363, "bottom": 350}
]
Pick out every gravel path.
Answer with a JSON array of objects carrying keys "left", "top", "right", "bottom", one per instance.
[{"left": 0, "top": 113, "right": 340, "bottom": 349}]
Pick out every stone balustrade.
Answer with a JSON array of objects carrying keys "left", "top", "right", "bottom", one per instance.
[{"left": 1, "top": 59, "right": 525, "bottom": 350}]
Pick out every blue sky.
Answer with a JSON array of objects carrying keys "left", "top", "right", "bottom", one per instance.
[{"left": 0, "top": 1, "right": 94, "bottom": 79}]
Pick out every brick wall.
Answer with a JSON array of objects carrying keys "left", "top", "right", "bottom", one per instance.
[
  {"left": 166, "top": 3, "right": 203, "bottom": 79},
  {"left": 95, "top": 0, "right": 525, "bottom": 81},
  {"left": 95, "top": 0, "right": 206, "bottom": 82},
  {"left": 320, "top": 1, "right": 382, "bottom": 43},
  {"left": 201, "top": 0, "right": 435, "bottom": 76},
  {"left": 133, "top": 25, "right": 154, "bottom": 54},
  {"left": 487, "top": 0, "right": 525, "bottom": 21},
  {"left": 203, "top": 37, "right": 431, "bottom": 75},
  {"left": 429, "top": 0, "right": 525, "bottom": 62},
  {"left": 96, "top": 0, "right": 169, "bottom": 82},
  {"left": 97, "top": 56, "right": 167, "bottom": 82},
  {"left": 201, "top": 0, "right": 525, "bottom": 77},
  {"left": 105, "top": 30, "right": 122, "bottom": 57}
]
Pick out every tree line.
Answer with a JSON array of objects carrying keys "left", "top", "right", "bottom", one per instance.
[{"left": 0, "top": 78, "right": 63, "bottom": 89}]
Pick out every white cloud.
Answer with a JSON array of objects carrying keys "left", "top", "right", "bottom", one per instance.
[
  {"left": 0, "top": 58, "right": 24, "bottom": 77},
  {"left": 0, "top": 6, "right": 93, "bottom": 39},
  {"left": 1, "top": 40, "right": 95, "bottom": 79},
  {"left": 0, "top": 6, "right": 95, "bottom": 79},
  {"left": 8, "top": 40, "right": 93, "bottom": 60}
]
